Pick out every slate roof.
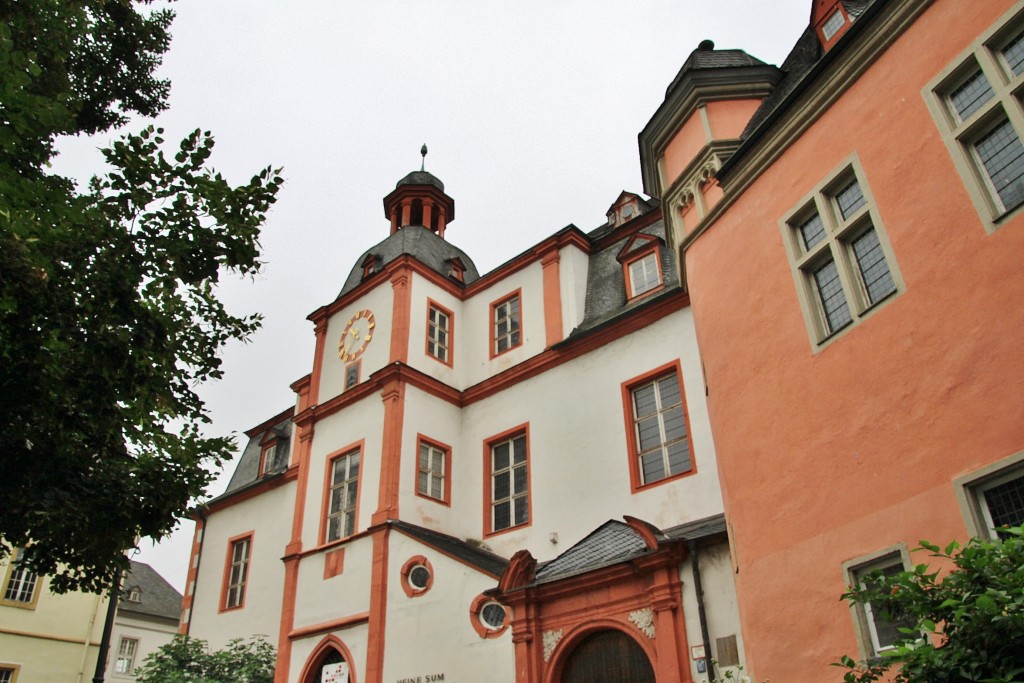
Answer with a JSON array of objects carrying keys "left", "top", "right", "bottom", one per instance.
[
  {"left": 339, "top": 226, "right": 480, "bottom": 298},
  {"left": 572, "top": 212, "right": 680, "bottom": 335},
  {"left": 221, "top": 411, "right": 293, "bottom": 496},
  {"left": 664, "top": 513, "right": 728, "bottom": 544},
  {"left": 118, "top": 560, "right": 182, "bottom": 623},
  {"left": 737, "top": 0, "right": 881, "bottom": 141},
  {"left": 665, "top": 42, "right": 769, "bottom": 97},
  {"left": 533, "top": 520, "right": 653, "bottom": 584},
  {"left": 390, "top": 520, "right": 509, "bottom": 578},
  {"left": 395, "top": 170, "right": 445, "bottom": 191}
]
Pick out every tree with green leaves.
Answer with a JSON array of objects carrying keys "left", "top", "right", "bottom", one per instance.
[
  {"left": 838, "top": 526, "right": 1024, "bottom": 683},
  {"left": 134, "top": 635, "right": 276, "bottom": 683},
  {"left": 0, "top": 0, "right": 282, "bottom": 592}
]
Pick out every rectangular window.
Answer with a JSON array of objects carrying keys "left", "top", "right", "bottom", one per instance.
[
  {"left": 344, "top": 361, "right": 360, "bottom": 391},
  {"left": 486, "top": 428, "right": 530, "bottom": 534},
  {"left": 115, "top": 637, "right": 139, "bottom": 674},
  {"left": 222, "top": 534, "right": 251, "bottom": 611},
  {"left": 626, "top": 251, "right": 662, "bottom": 298},
  {"left": 426, "top": 300, "right": 453, "bottom": 365},
  {"left": 782, "top": 160, "right": 901, "bottom": 347},
  {"left": 926, "top": 7, "right": 1024, "bottom": 229},
  {"left": 0, "top": 666, "right": 19, "bottom": 683},
  {"left": 623, "top": 363, "right": 693, "bottom": 489},
  {"left": 955, "top": 454, "right": 1024, "bottom": 539},
  {"left": 417, "top": 438, "right": 450, "bottom": 504},
  {"left": 846, "top": 552, "right": 912, "bottom": 657},
  {"left": 821, "top": 10, "right": 847, "bottom": 40},
  {"left": 2, "top": 549, "right": 39, "bottom": 607},
  {"left": 326, "top": 449, "right": 360, "bottom": 542},
  {"left": 491, "top": 292, "right": 522, "bottom": 356}
]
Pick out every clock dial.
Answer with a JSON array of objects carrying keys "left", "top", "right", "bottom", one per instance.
[{"left": 338, "top": 309, "right": 376, "bottom": 362}]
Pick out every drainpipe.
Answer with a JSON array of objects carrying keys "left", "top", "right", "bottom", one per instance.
[
  {"left": 92, "top": 569, "right": 123, "bottom": 683},
  {"left": 76, "top": 593, "right": 102, "bottom": 683},
  {"left": 688, "top": 540, "right": 717, "bottom": 683}
]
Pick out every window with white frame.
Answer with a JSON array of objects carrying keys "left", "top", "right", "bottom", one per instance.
[
  {"left": 492, "top": 294, "right": 521, "bottom": 355},
  {"left": 224, "top": 536, "right": 250, "bottom": 610},
  {"left": 847, "top": 552, "right": 913, "bottom": 657},
  {"left": 2, "top": 549, "right": 38, "bottom": 606},
  {"left": 489, "top": 432, "right": 528, "bottom": 533},
  {"left": 326, "top": 450, "right": 360, "bottom": 542},
  {"left": 782, "top": 163, "right": 900, "bottom": 345},
  {"left": 926, "top": 7, "right": 1024, "bottom": 229},
  {"left": 427, "top": 303, "right": 452, "bottom": 364},
  {"left": 115, "top": 637, "right": 139, "bottom": 674},
  {"left": 0, "top": 666, "right": 18, "bottom": 683},
  {"left": 626, "top": 251, "right": 662, "bottom": 298},
  {"left": 628, "top": 370, "right": 691, "bottom": 486},
  {"left": 417, "top": 440, "right": 447, "bottom": 502}
]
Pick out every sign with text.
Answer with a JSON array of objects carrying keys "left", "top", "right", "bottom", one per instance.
[{"left": 323, "top": 662, "right": 349, "bottom": 683}]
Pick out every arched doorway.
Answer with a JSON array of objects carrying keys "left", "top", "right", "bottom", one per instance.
[
  {"left": 560, "top": 629, "right": 656, "bottom": 683},
  {"left": 299, "top": 636, "right": 354, "bottom": 683}
]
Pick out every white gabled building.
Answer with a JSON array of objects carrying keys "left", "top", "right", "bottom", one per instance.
[{"left": 183, "top": 166, "right": 744, "bottom": 683}]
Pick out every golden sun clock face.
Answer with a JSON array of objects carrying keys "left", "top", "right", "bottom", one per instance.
[{"left": 338, "top": 309, "right": 376, "bottom": 362}]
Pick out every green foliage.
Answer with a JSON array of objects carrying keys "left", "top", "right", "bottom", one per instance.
[
  {"left": 134, "top": 635, "right": 276, "bottom": 683},
  {"left": 0, "top": 0, "right": 282, "bottom": 592},
  {"left": 837, "top": 526, "right": 1024, "bottom": 683}
]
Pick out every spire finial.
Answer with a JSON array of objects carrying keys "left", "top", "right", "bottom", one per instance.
[{"left": 420, "top": 144, "right": 428, "bottom": 172}]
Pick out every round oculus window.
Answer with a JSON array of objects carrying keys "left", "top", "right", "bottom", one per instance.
[
  {"left": 480, "top": 601, "right": 507, "bottom": 630},
  {"left": 409, "top": 564, "right": 431, "bottom": 591}
]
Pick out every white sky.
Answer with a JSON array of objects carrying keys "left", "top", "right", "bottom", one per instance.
[{"left": 54, "top": 0, "right": 812, "bottom": 591}]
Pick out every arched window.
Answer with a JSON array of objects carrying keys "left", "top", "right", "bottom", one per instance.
[
  {"left": 300, "top": 637, "right": 354, "bottom": 683},
  {"left": 559, "top": 630, "right": 654, "bottom": 683}
]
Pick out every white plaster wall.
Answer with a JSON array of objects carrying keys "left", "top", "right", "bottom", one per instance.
[
  {"left": 451, "top": 308, "right": 722, "bottom": 561},
  {"left": 383, "top": 532, "right": 514, "bottom": 683},
  {"left": 398, "top": 385, "right": 465, "bottom": 531},
  {"left": 291, "top": 534, "right": 374, "bottom": 630},
  {"left": 304, "top": 395, "right": 384, "bottom": 549},
  {"left": 107, "top": 614, "right": 178, "bottom": 680},
  {"left": 406, "top": 275, "right": 464, "bottom": 388},
  {"left": 319, "top": 284, "right": 395, "bottom": 403},
  {"left": 288, "top": 622, "right": 368, "bottom": 683},
  {"left": 187, "top": 482, "right": 293, "bottom": 649},
  {"left": 679, "top": 542, "right": 746, "bottom": 681},
  {"left": 461, "top": 261, "right": 546, "bottom": 384},
  {"left": 559, "top": 244, "right": 591, "bottom": 336}
]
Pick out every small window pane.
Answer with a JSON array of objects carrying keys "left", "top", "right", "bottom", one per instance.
[
  {"left": 1003, "top": 31, "right": 1024, "bottom": 76},
  {"left": 851, "top": 228, "right": 897, "bottom": 304},
  {"left": 822, "top": 10, "right": 846, "bottom": 40},
  {"left": 975, "top": 118, "right": 1024, "bottom": 211},
  {"left": 641, "top": 452, "right": 666, "bottom": 483},
  {"left": 949, "top": 70, "right": 995, "bottom": 121},
  {"left": 493, "top": 502, "right": 511, "bottom": 530},
  {"left": 983, "top": 474, "right": 1024, "bottom": 529},
  {"left": 799, "top": 213, "right": 827, "bottom": 250},
  {"left": 835, "top": 179, "right": 867, "bottom": 220},
  {"left": 514, "top": 497, "right": 529, "bottom": 525},
  {"left": 813, "top": 258, "right": 853, "bottom": 333}
]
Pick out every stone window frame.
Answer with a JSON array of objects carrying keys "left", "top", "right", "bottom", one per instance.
[
  {"left": 954, "top": 449, "right": 1024, "bottom": 539},
  {"left": 841, "top": 543, "right": 912, "bottom": 660},
  {"left": 779, "top": 154, "right": 902, "bottom": 350},
  {"left": 924, "top": 2, "right": 1024, "bottom": 233}
]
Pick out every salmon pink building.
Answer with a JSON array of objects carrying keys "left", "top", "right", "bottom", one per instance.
[
  {"left": 640, "top": 0, "right": 1024, "bottom": 680},
  {"left": 181, "top": 167, "right": 746, "bottom": 683}
]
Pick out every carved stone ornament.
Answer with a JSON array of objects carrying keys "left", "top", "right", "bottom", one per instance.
[
  {"left": 629, "top": 608, "right": 656, "bottom": 639},
  {"left": 542, "top": 629, "right": 564, "bottom": 662}
]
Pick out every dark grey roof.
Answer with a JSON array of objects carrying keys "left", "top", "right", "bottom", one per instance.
[
  {"left": 573, "top": 216, "right": 680, "bottom": 335},
  {"left": 534, "top": 521, "right": 653, "bottom": 584},
  {"left": 222, "top": 412, "right": 293, "bottom": 496},
  {"left": 118, "top": 560, "right": 182, "bottom": 623},
  {"left": 664, "top": 513, "right": 728, "bottom": 544},
  {"left": 339, "top": 226, "right": 480, "bottom": 298},
  {"left": 666, "top": 42, "right": 768, "bottom": 96},
  {"left": 390, "top": 520, "right": 508, "bottom": 578},
  {"left": 396, "top": 170, "right": 444, "bottom": 191}
]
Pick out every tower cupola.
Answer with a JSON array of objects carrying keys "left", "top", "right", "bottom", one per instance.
[{"left": 382, "top": 145, "right": 456, "bottom": 238}]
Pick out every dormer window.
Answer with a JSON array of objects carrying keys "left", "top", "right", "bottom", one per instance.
[
  {"left": 259, "top": 431, "right": 288, "bottom": 474},
  {"left": 361, "top": 254, "right": 381, "bottom": 279},
  {"left": 617, "top": 232, "right": 664, "bottom": 300},
  {"left": 447, "top": 258, "right": 465, "bottom": 283},
  {"left": 126, "top": 587, "right": 142, "bottom": 603},
  {"left": 821, "top": 10, "right": 846, "bottom": 40}
]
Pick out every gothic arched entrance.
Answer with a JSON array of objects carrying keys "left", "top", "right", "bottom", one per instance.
[
  {"left": 299, "top": 636, "right": 354, "bottom": 683},
  {"left": 559, "top": 629, "right": 656, "bottom": 683}
]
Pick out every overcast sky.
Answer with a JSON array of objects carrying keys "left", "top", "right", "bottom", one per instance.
[{"left": 54, "top": 0, "right": 812, "bottom": 591}]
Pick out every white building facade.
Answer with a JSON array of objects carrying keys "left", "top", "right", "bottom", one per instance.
[{"left": 183, "top": 172, "right": 744, "bottom": 683}]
